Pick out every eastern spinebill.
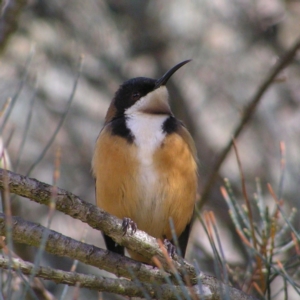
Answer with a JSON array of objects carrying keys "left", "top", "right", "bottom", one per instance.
[{"left": 92, "top": 60, "right": 198, "bottom": 263}]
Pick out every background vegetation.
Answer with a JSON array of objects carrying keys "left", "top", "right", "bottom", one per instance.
[{"left": 0, "top": 0, "right": 300, "bottom": 299}]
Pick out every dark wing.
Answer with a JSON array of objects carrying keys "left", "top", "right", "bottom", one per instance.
[{"left": 176, "top": 221, "right": 192, "bottom": 258}]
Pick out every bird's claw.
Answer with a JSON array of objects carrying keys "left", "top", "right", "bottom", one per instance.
[
  {"left": 163, "top": 239, "right": 176, "bottom": 258},
  {"left": 122, "top": 217, "right": 137, "bottom": 236}
]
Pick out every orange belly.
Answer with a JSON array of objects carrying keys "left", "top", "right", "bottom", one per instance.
[{"left": 92, "top": 126, "right": 197, "bottom": 261}]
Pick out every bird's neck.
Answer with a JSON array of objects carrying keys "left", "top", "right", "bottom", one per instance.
[{"left": 126, "top": 112, "right": 169, "bottom": 142}]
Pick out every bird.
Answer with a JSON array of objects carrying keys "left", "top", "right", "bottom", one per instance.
[{"left": 92, "top": 60, "right": 198, "bottom": 263}]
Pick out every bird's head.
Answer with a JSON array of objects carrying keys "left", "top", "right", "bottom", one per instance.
[{"left": 105, "top": 59, "right": 191, "bottom": 123}]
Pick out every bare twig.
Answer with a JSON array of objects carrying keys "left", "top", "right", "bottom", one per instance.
[
  {"left": 1, "top": 152, "right": 13, "bottom": 298},
  {"left": 232, "top": 140, "right": 264, "bottom": 291},
  {"left": 15, "top": 85, "right": 37, "bottom": 171},
  {"left": 22, "top": 146, "right": 62, "bottom": 299},
  {"left": 199, "top": 37, "right": 300, "bottom": 208},
  {"left": 26, "top": 56, "right": 83, "bottom": 176}
]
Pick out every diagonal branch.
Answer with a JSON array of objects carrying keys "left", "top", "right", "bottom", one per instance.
[
  {"left": 0, "top": 254, "right": 259, "bottom": 300},
  {"left": 0, "top": 255, "right": 185, "bottom": 299},
  {"left": 0, "top": 169, "right": 259, "bottom": 300},
  {"left": 199, "top": 36, "right": 300, "bottom": 207},
  {"left": 0, "top": 228, "right": 259, "bottom": 300}
]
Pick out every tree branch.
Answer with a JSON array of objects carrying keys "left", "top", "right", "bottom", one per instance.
[
  {"left": 0, "top": 169, "right": 259, "bottom": 299},
  {"left": 0, "top": 255, "right": 188, "bottom": 299},
  {"left": 0, "top": 212, "right": 169, "bottom": 284},
  {"left": 0, "top": 168, "right": 195, "bottom": 279},
  {"left": 0, "top": 250, "right": 258, "bottom": 300}
]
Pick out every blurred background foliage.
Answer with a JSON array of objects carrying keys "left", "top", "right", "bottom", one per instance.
[{"left": 0, "top": 0, "right": 300, "bottom": 299}]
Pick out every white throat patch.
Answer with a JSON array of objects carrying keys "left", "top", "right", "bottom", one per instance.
[{"left": 126, "top": 113, "right": 168, "bottom": 165}]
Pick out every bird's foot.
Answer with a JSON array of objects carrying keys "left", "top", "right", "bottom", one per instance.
[
  {"left": 122, "top": 218, "right": 137, "bottom": 236},
  {"left": 163, "top": 239, "right": 176, "bottom": 258}
]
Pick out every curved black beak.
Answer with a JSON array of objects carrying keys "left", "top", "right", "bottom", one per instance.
[{"left": 155, "top": 59, "right": 191, "bottom": 89}]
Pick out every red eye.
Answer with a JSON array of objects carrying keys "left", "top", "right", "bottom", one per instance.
[{"left": 132, "top": 92, "right": 141, "bottom": 101}]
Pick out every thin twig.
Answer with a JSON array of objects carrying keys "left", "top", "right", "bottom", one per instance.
[
  {"left": 59, "top": 227, "right": 86, "bottom": 300},
  {"left": 199, "top": 37, "right": 300, "bottom": 208},
  {"left": 0, "top": 48, "right": 35, "bottom": 136},
  {"left": 1, "top": 154, "right": 13, "bottom": 298},
  {"left": 22, "top": 147, "right": 62, "bottom": 299},
  {"left": 277, "top": 141, "right": 286, "bottom": 202},
  {"left": 15, "top": 84, "right": 37, "bottom": 171},
  {"left": 26, "top": 56, "right": 83, "bottom": 176},
  {"left": 210, "top": 212, "right": 230, "bottom": 299},
  {"left": 232, "top": 140, "right": 265, "bottom": 292}
]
